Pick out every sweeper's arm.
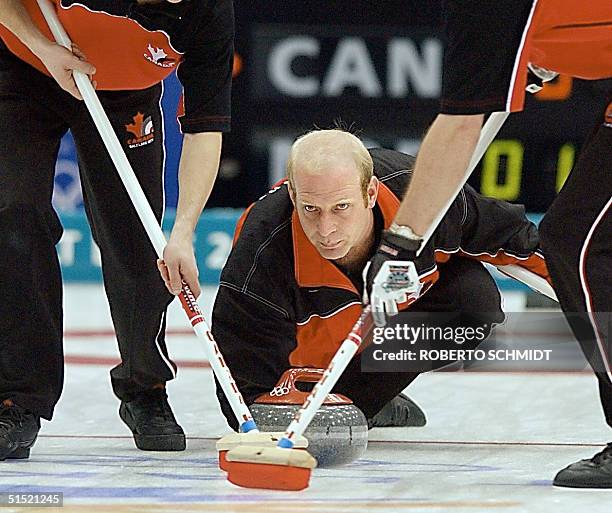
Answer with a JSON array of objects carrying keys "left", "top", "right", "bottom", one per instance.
[
  {"left": 368, "top": 181, "right": 550, "bottom": 326},
  {"left": 158, "top": 131, "right": 222, "bottom": 298},
  {"left": 158, "top": 0, "right": 234, "bottom": 296}
]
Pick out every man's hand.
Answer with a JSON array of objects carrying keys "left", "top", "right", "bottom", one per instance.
[
  {"left": 157, "top": 233, "right": 201, "bottom": 298},
  {"left": 160, "top": 132, "right": 221, "bottom": 298},
  {"left": 35, "top": 41, "right": 96, "bottom": 99},
  {"left": 0, "top": 0, "right": 94, "bottom": 99},
  {"left": 363, "top": 229, "right": 422, "bottom": 326}
]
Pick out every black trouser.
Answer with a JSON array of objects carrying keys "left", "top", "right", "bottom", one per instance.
[
  {"left": 540, "top": 117, "right": 612, "bottom": 427},
  {"left": 0, "top": 50, "right": 175, "bottom": 420},
  {"left": 335, "top": 257, "right": 505, "bottom": 419}
]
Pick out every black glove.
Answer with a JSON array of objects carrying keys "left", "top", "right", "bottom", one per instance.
[{"left": 364, "top": 229, "right": 421, "bottom": 299}]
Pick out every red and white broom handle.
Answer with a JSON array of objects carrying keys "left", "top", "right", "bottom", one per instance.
[
  {"left": 37, "top": 0, "right": 258, "bottom": 433},
  {"left": 277, "top": 264, "right": 557, "bottom": 446},
  {"left": 278, "top": 265, "right": 556, "bottom": 447},
  {"left": 278, "top": 305, "right": 373, "bottom": 448}
]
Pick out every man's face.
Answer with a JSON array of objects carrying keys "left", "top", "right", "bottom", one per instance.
[{"left": 290, "top": 162, "right": 377, "bottom": 261}]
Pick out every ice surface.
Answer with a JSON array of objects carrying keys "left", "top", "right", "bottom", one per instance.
[{"left": 1, "top": 285, "right": 609, "bottom": 513}]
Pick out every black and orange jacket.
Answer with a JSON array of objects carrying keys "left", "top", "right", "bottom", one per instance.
[
  {"left": 0, "top": 0, "right": 233, "bottom": 133},
  {"left": 212, "top": 148, "right": 549, "bottom": 409}
]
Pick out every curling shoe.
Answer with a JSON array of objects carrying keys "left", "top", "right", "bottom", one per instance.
[
  {"left": 0, "top": 400, "right": 39, "bottom": 460},
  {"left": 553, "top": 443, "right": 612, "bottom": 488},
  {"left": 368, "top": 393, "right": 427, "bottom": 429},
  {"left": 119, "top": 387, "right": 185, "bottom": 451}
]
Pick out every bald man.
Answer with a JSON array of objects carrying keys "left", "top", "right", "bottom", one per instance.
[{"left": 211, "top": 129, "right": 548, "bottom": 431}]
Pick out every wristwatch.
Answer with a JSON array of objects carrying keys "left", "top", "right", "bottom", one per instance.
[{"left": 388, "top": 222, "right": 422, "bottom": 242}]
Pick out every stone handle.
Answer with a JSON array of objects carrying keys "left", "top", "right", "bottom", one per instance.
[{"left": 254, "top": 368, "right": 353, "bottom": 405}]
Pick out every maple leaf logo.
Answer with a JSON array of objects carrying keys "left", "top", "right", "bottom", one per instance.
[
  {"left": 126, "top": 112, "right": 145, "bottom": 138},
  {"left": 147, "top": 44, "right": 167, "bottom": 64}
]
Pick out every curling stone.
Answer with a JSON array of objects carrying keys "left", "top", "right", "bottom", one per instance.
[{"left": 250, "top": 368, "right": 368, "bottom": 468}]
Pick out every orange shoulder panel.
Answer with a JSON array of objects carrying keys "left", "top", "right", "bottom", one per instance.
[
  {"left": 0, "top": 1, "right": 181, "bottom": 90},
  {"left": 529, "top": 0, "right": 612, "bottom": 79},
  {"left": 232, "top": 203, "right": 255, "bottom": 246}
]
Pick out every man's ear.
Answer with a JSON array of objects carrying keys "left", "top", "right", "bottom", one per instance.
[
  {"left": 287, "top": 181, "right": 297, "bottom": 207},
  {"left": 366, "top": 176, "right": 379, "bottom": 208}
]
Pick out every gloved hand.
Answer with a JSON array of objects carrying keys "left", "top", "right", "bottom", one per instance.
[{"left": 363, "top": 228, "right": 422, "bottom": 327}]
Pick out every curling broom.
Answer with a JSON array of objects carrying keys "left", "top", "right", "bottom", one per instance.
[{"left": 224, "top": 306, "right": 374, "bottom": 490}]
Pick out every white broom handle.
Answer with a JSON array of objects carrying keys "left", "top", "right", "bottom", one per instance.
[
  {"left": 37, "top": 0, "right": 166, "bottom": 256},
  {"left": 279, "top": 306, "right": 372, "bottom": 448},
  {"left": 497, "top": 264, "right": 558, "bottom": 302},
  {"left": 418, "top": 112, "right": 510, "bottom": 255},
  {"left": 37, "top": 0, "right": 258, "bottom": 433}
]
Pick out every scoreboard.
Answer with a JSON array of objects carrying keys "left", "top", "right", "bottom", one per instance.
[
  {"left": 52, "top": 2, "right": 611, "bottom": 214},
  {"left": 215, "top": 15, "right": 609, "bottom": 213}
]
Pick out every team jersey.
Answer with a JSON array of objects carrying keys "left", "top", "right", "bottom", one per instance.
[
  {"left": 441, "top": 0, "right": 612, "bottom": 114},
  {"left": 0, "top": 0, "right": 233, "bottom": 132},
  {"left": 212, "top": 148, "right": 549, "bottom": 407}
]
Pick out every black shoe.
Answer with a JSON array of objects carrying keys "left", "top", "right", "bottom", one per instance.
[
  {"left": 368, "top": 393, "right": 427, "bottom": 429},
  {"left": 553, "top": 443, "right": 612, "bottom": 488},
  {"left": 119, "top": 388, "right": 185, "bottom": 451},
  {"left": 0, "top": 402, "right": 40, "bottom": 461}
]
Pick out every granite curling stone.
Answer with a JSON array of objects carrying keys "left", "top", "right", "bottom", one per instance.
[{"left": 250, "top": 368, "right": 368, "bottom": 468}]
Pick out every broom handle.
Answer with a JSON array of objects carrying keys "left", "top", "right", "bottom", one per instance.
[
  {"left": 496, "top": 264, "right": 557, "bottom": 302},
  {"left": 418, "top": 112, "right": 509, "bottom": 255},
  {"left": 278, "top": 306, "right": 373, "bottom": 448},
  {"left": 278, "top": 264, "right": 557, "bottom": 447}
]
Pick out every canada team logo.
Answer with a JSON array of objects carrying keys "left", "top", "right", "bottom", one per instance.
[
  {"left": 144, "top": 44, "right": 176, "bottom": 68},
  {"left": 125, "top": 112, "right": 154, "bottom": 149}
]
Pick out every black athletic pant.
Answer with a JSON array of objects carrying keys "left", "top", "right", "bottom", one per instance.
[
  {"left": 540, "top": 113, "right": 612, "bottom": 427},
  {"left": 0, "top": 49, "right": 175, "bottom": 420},
  {"left": 333, "top": 257, "right": 504, "bottom": 419}
]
